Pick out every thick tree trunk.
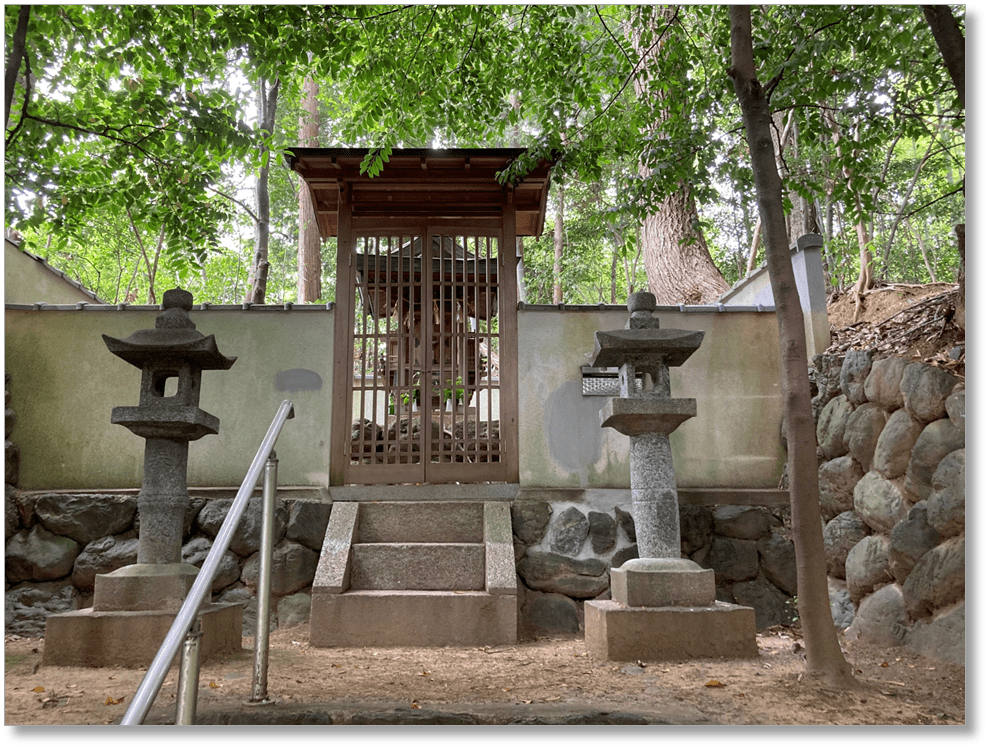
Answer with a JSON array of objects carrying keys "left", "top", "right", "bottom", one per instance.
[
  {"left": 245, "top": 78, "right": 280, "bottom": 304},
  {"left": 297, "top": 76, "right": 322, "bottom": 302},
  {"left": 921, "top": 5, "right": 965, "bottom": 109},
  {"left": 729, "top": 5, "right": 857, "bottom": 690},
  {"left": 639, "top": 188, "right": 728, "bottom": 304},
  {"left": 631, "top": 5, "right": 728, "bottom": 305}
]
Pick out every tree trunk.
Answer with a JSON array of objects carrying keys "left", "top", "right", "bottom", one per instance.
[
  {"left": 639, "top": 188, "right": 728, "bottom": 304},
  {"left": 954, "top": 223, "right": 964, "bottom": 331},
  {"left": 4, "top": 5, "right": 31, "bottom": 130},
  {"left": 297, "top": 76, "right": 322, "bottom": 302},
  {"left": 631, "top": 5, "right": 729, "bottom": 304},
  {"left": 508, "top": 92, "right": 529, "bottom": 304},
  {"left": 823, "top": 107, "right": 871, "bottom": 320},
  {"left": 245, "top": 78, "right": 280, "bottom": 304},
  {"left": 729, "top": 5, "right": 857, "bottom": 690},
  {"left": 553, "top": 183, "right": 564, "bottom": 304},
  {"left": 921, "top": 5, "right": 965, "bottom": 109},
  {"left": 921, "top": 5, "right": 964, "bottom": 331}
]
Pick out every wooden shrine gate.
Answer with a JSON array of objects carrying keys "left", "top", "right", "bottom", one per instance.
[
  {"left": 286, "top": 148, "right": 552, "bottom": 486},
  {"left": 343, "top": 224, "right": 512, "bottom": 484}
]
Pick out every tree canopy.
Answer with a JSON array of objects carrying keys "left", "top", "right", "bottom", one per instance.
[{"left": 4, "top": 4, "right": 964, "bottom": 306}]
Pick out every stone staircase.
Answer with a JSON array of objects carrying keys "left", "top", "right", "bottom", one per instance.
[{"left": 309, "top": 500, "right": 517, "bottom": 647}]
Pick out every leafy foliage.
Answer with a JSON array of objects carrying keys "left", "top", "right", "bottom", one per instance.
[{"left": 4, "top": 4, "right": 963, "bottom": 304}]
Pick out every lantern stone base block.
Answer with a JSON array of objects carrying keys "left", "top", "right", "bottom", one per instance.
[
  {"left": 42, "top": 601, "right": 244, "bottom": 668},
  {"left": 584, "top": 599, "right": 758, "bottom": 661},
  {"left": 610, "top": 557, "right": 716, "bottom": 608},
  {"left": 93, "top": 563, "right": 201, "bottom": 612}
]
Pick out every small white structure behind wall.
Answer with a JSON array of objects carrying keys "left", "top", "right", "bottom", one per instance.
[
  {"left": 718, "top": 233, "right": 830, "bottom": 360},
  {"left": 4, "top": 237, "right": 105, "bottom": 305}
]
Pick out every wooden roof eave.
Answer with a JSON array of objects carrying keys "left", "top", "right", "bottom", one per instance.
[{"left": 286, "top": 147, "right": 554, "bottom": 239}]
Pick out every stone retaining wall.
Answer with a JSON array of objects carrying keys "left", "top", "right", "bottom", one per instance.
[
  {"left": 6, "top": 356, "right": 964, "bottom": 659},
  {"left": 5, "top": 488, "right": 799, "bottom": 641},
  {"left": 813, "top": 353, "right": 965, "bottom": 665},
  {"left": 5, "top": 490, "right": 330, "bottom": 639},
  {"left": 510, "top": 498, "right": 798, "bottom": 637}
]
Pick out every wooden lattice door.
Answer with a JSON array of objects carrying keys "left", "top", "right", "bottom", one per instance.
[{"left": 337, "top": 221, "right": 514, "bottom": 484}]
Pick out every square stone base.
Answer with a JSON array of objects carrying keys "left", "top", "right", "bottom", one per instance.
[
  {"left": 42, "top": 602, "right": 244, "bottom": 668},
  {"left": 584, "top": 599, "right": 758, "bottom": 661}
]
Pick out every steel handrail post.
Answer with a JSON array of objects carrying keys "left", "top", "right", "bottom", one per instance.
[
  {"left": 174, "top": 617, "right": 203, "bottom": 725},
  {"left": 119, "top": 400, "right": 295, "bottom": 726},
  {"left": 248, "top": 451, "right": 278, "bottom": 704}
]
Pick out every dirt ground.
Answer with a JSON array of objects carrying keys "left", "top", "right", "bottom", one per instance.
[
  {"left": 826, "top": 282, "right": 957, "bottom": 330},
  {"left": 4, "top": 622, "right": 965, "bottom": 726}
]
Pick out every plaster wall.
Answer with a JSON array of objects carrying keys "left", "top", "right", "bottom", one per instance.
[
  {"left": 516, "top": 306, "right": 786, "bottom": 490},
  {"left": 6, "top": 302, "right": 785, "bottom": 492},
  {"left": 4, "top": 306, "right": 334, "bottom": 489}
]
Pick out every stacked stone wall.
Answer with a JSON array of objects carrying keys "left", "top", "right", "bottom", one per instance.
[
  {"left": 6, "top": 489, "right": 802, "bottom": 640},
  {"left": 510, "top": 499, "right": 799, "bottom": 637},
  {"left": 813, "top": 352, "right": 965, "bottom": 665},
  {"left": 5, "top": 492, "right": 330, "bottom": 639}
]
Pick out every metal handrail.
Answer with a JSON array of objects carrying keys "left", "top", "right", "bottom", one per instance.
[{"left": 119, "top": 400, "right": 295, "bottom": 726}]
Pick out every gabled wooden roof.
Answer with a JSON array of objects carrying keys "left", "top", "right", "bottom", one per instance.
[{"left": 285, "top": 147, "right": 554, "bottom": 238}]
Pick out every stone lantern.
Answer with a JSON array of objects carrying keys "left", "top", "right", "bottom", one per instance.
[
  {"left": 43, "top": 288, "right": 244, "bottom": 668},
  {"left": 102, "top": 287, "right": 236, "bottom": 566},
  {"left": 583, "top": 292, "right": 757, "bottom": 661}
]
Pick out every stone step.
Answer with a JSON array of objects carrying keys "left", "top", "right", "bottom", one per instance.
[
  {"left": 310, "top": 500, "right": 517, "bottom": 646},
  {"left": 354, "top": 501, "right": 483, "bottom": 544},
  {"left": 309, "top": 590, "right": 517, "bottom": 647},
  {"left": 349, "top": 542, "right": 485, "bottom": 591}
]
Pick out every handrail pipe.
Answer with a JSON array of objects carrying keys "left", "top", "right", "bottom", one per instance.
[{"left": 119, "top": 400, "right": 295, "bottom": 726}]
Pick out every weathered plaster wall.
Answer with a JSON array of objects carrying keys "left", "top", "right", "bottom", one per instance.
[
  {"left": 7, "top": 302, "right": 784, "bottom": 492},
  {"left": 4, "top": 306, "right": 334, "bottom": 489},
  {"left": 517, "top": 306, "right": 786, "bottom": 490}
]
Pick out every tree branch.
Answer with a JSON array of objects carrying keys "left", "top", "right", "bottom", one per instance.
[
  {"left": 594, "top": 5, "right": 635, "bottom": 69},
  {"left": 206, "top": 185, "right": 259, "bottom": 225},
  {"left": 573, "top": 6, "right": 680, "bottom": 139}
]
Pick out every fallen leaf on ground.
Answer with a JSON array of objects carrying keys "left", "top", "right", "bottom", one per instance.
[
  {"left": 705, "top": 679, "right": 726, "bottom": 688},
  {"left": 104, "top": 697, "right": 122, "bottom": 706},
  {"left": 32, "top": 686, "right": 45, "bottom": 693}
]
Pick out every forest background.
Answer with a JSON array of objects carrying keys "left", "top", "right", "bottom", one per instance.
[{"left": 3, "top": 4, "right": 965, "bottom": 310}]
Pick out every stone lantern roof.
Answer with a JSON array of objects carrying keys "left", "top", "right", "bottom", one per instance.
[{"left": 102, "top": 289, "right": 236, "bottom": 372}]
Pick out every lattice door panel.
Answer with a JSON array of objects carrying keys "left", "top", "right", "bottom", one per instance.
[
  {"left": 427, "top": 232, "right": 503, "bottom": 482},
  {"left": 345, "top": 229, "right": 506, "bottom": 484}
]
